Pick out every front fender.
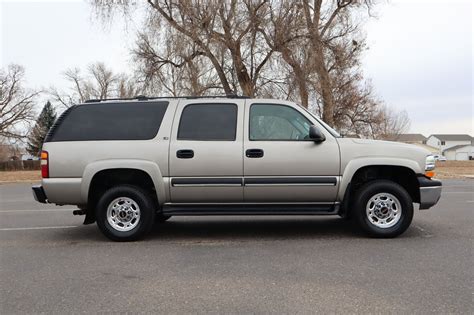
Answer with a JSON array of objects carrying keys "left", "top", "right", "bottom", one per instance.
[
  {"left": 338, "top": 157, "right": 422, "bottom": 201},
  {"left": 81, "top": 159, "right": 166, "bottom": 205}
]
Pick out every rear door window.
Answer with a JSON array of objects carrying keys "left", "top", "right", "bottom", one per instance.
[
  {"left": 47, "top": 101, "right": 169, "bottom": 142},
  {"left": 177, "top": 103, "right": 237, "bottom": 141}
]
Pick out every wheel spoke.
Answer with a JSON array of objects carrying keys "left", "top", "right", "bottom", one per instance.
[
  {"left": 366, "top": 192, "right": 402, "bottom": 229},
  {"left": 106, "top": 197, "right": 141, "bottom": 232}
]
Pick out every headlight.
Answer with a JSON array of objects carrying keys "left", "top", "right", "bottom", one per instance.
[
  {"left": 425, "top": 155, "right": 436, "bottom": 171},
  {"left": 425, "top": 155, "right": 436, "bottom": 178}
]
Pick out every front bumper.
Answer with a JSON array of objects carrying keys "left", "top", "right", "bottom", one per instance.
[
  {"left": 32, "top": 185, "right": 48, "bottom": 204},
  {"left": 418, "top": 176, "right": 442, "bottom": 210}
]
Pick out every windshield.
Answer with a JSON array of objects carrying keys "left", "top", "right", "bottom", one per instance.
[{"left": 299, "top": 106, "right": 341, "bottom": 137}]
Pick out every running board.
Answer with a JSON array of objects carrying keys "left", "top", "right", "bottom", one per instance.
[{"left": 162, "top": 203, "right": 338, "bottom": 216}]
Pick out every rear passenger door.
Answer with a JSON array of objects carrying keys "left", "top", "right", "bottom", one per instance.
[{"left": 169, "top": 100, "right": 244, "bottom": 203}]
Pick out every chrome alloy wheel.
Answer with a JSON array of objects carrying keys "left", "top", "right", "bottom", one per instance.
[
  {"left": 366, "top": 193, "right": 402, "bottom": 228},
  {"left": 106, "top": 197, "right": 141, "bottom": 232}
]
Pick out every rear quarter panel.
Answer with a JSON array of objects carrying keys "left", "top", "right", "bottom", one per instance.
[{"left": 41, "top": 100, "right": 177, "bottom": 205}]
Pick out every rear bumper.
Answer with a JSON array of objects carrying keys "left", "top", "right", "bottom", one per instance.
[
  {"left": 32, "top": 185, "right": 48, "bottom": 204},
  {"left": 418, "top": 176, "right": 442, "bottom": 210}
]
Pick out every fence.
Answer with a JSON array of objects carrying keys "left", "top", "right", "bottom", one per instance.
[{"left": 0, "top": 160, "right": 41, "bottom": 171}]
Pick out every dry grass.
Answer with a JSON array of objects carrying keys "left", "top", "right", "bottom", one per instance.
[
  {"left": 435, "top": 160, "right": 474, "bottom": 179},
  {"left": 0, "top": 161, "right": 472, "bottom": 183},
  {"left": 0, "top": 170, "right": 41, "bottom": 183}
]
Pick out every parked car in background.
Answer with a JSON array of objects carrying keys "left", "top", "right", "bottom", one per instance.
[
  {"left": 32, "top": 96, "right": 442, "bottom": 241},
  {"left": 433, "top": 154, "right": 447, "bottom": 162}
]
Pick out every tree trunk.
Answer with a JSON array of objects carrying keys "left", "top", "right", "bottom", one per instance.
[
  {"left": 230, "top": 44, "right": 254, "bottom": 97},
  {"left": 205, "top": 51, "right": 233, "bottom": 95},
  {"left": 313, "top": 42, "right": 335, "bottom": 125},
  {"left": 281, "top": 47, "right": 309, "bottom": 108}
]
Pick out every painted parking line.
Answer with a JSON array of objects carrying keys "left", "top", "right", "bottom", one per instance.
[
  {"left": 0, "top": 225, "right": 78, "bottom": 231},
  {"left": 0, "top": 209, "right": 77, "bottom": 213}
]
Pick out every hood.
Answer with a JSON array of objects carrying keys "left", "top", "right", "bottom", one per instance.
[
  {"left": 351, "top": 138, "right": 427, "bottom": 151},
  {"left": 337, "top": 138, "right": 431, "bottom": 174}
]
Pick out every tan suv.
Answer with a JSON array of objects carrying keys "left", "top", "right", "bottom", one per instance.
[{"left": 32, "top": 96, "right": 442, "bottom": 241}]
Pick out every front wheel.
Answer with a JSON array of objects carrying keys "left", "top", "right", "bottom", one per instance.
[
  {"left": 96, "top": 185, "right": 155, "bottom": 241},
  {"left": 353, "top": 180, "right": 413, "bottom": 238}
]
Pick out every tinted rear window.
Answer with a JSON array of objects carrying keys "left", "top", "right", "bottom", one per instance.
[
  {"left": 47, "top": 101, "right": 168, "bottom": 142},
  {"left": 177, "top": 103, "right": 237, "bottom": 141}
]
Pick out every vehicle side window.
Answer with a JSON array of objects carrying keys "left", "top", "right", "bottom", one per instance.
[
  {"left": 249, "top": 104, "right": 312, "bottom": 141},
  {"left": 178, "top": 103, "right": 237, "bottom": 141},
  {"left": 47, "top": 101, "right": 169, "bottom": 142}
]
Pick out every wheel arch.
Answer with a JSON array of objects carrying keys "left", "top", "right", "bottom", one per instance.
[
  {"left": 339, "top": 159, "right": 421, "bottom": 216},
  {"left": 81, "top": 159, "right": 166, "bottom": 207}
]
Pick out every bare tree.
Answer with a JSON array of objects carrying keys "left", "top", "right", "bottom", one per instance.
[
  {"left": 0, "top": 64, "right": 39, "bottom": 140},
  {"left": 50, "top": 62, "right": 140, "bottom": 107},
  {"left": 0, "top": 139, "right": 10, "bottom": 161},
  {"left": 374, "top": 107, "right": 411, "bottom": 139},
  {"left": 92, "top": 0, "right": 408, "bottom": 138},
  {"left": 95, "top": 0, "right": 277, "bottom": 97}
]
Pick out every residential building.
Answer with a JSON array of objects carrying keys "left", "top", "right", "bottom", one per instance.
[
  {"left": 384, "top": 133, "right": 438, "bottom": 154},
  {"left": 442, "top": 144, "right": 473, "bottom": 161},
  {"left": 426, "top": 134, "right": 472, "bottom": 151},
  {"left": 385, "top": 133, "right": 427, "bottom": 144}
]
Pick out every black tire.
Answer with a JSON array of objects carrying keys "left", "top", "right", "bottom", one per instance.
[
  {"left": 96, "top": 185, "right": 155, "bottom": 241},
  {"left": 353, "top": 180, "right": 413, "bottom": 238},
  {"left": 155, "top": 214, "right": 172, "bottom": 224}
]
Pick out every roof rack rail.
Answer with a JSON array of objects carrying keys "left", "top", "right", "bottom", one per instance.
[{"left": 84, "top": 94, "right": 250, "bottom": 103}]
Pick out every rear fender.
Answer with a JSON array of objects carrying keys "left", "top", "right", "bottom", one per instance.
[{"left": 81, "top": 159, "right": 166, "bottom": 205}]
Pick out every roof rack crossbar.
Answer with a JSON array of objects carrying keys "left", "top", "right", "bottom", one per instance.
[{"left": 84, "top": 94, "right": 250, "bottom": 103}]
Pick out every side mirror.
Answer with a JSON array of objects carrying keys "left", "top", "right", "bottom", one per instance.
[{"left": 309, "top": 125, "right": 326, "bottom": 143}]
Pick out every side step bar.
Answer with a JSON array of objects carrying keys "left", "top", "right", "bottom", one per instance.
[{"left": 162, "top": 203, "right": 339, "bottom": 216}]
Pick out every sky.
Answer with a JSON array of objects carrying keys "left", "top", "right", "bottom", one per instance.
[{"left": 1, "top": 0, "right": 473, "bottom": 136}]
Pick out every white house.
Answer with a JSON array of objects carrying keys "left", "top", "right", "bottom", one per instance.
[
  {"left": 426, "top": 134, "right": 472, "bottom": 152},
  {"left": 443, "top": 145, "right": 473, "bottom": 161}
]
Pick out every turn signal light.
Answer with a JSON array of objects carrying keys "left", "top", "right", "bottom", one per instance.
[
  {"left": 41, "top": 151, "right": 49, "bottom": 178},
  {"left": 425, "top": 171, "right": 435, "bottom": 178}
]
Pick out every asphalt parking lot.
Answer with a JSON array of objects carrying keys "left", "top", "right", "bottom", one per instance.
[{"left": 0, "top": 180, "right": 472, "bottom": 314}]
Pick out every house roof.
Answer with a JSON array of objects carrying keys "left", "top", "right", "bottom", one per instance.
[
  {"left": 411, "top": 143, "right": 439, "bottom": 153},
  {"left": 385, "top": 133, "right": 427, "bottom": 142},
  {"left": 429, "top": 134, "right": 473, "bottom": 142},
  {"left": 443, "top": 144, "right": 473, "bottom": 153}
]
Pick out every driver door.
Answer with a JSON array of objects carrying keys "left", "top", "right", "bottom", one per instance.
[{"left": 243, "top": 101, "right": 340, "bottom": 203}]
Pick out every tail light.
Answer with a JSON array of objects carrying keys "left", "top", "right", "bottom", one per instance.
[{"left": 40, "top": 151, "right": 49, "bottom": 178}]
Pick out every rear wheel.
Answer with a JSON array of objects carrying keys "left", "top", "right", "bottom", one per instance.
[
  {"left": 96, "top": 185, "right": 155, "bottom": 241},
  {"left": 353, "top": 180, "right": 413, "bottom": 238}
]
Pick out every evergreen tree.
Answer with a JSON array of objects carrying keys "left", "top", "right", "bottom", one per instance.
[{"left": 27, "top": 101, "right": 57, "bottom": 156}]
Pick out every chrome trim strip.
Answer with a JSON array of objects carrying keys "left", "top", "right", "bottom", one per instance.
[
  {"left": 171, "top": 177, "right": 243, "bottom": 187},
  {"left": 244, "top": 183, "right": 336, "bottom": 187},
  {"left": 170, "top": 176, "right": 339, "bottom": 187},
  {"left": 172, "top": 184, "right": 243, "bottom": 187},
  {"left": 164, "top": 202, "right": 340, "bottom": 206},
  {"left": 244, "top": 176, "right": 337, "bottom": 186}
]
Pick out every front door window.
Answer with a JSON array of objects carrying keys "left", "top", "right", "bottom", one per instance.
[{"left": 249, "top": 104, "right": 312, "bottom": 141}]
